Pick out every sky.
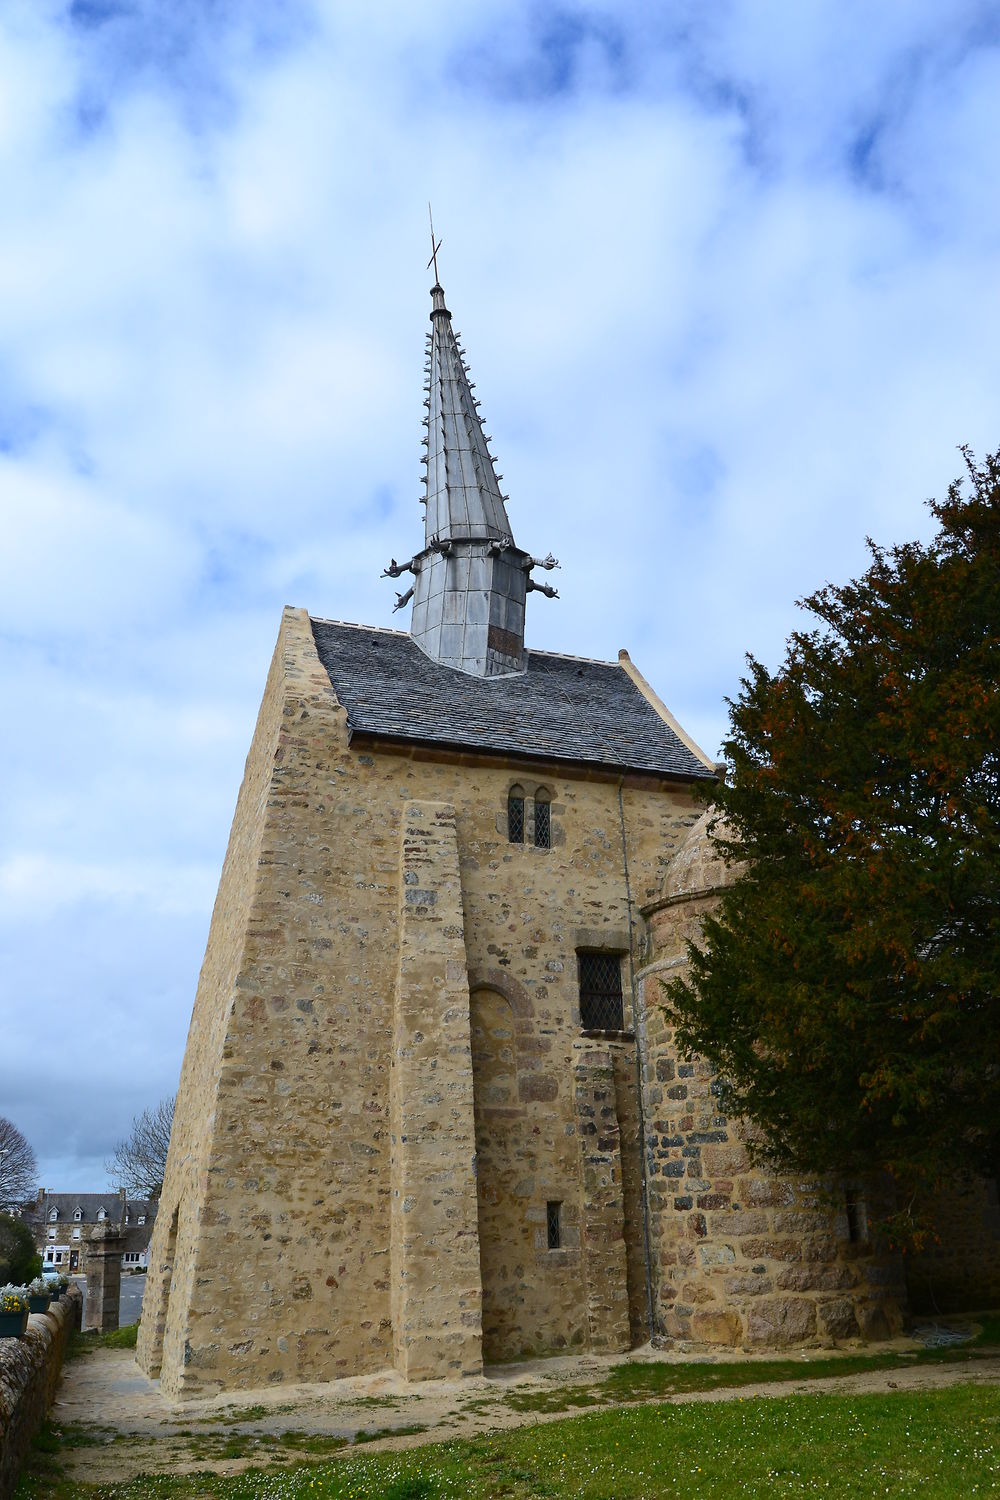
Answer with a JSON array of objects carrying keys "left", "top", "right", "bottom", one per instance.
[{"left": 3, "top": 0, "right": 1000, "bottom": 1192}]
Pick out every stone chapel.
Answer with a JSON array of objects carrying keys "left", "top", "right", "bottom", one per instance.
[{"left": 137, "top": 278, "right": 996, "bottom": 1400}]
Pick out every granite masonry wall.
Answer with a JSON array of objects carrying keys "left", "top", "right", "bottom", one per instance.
[
  {"left": 636, "top": 823, "right": 907, "bottom": 1350},
  {"left": 139, "top": 607, "right": 704, "bottom": 1398},
  {"left": 0, "top": 1288, "right": 81, "bottom": 1498}
]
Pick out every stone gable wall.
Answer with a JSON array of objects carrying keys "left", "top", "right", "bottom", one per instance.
[{"left": 140, "top": 607, "right": 704, "bottom": 1397}]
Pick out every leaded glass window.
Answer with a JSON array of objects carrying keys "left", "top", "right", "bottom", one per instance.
[
  {"left": 534, "top": 791, "right": 551, "bottom": 848},
  {"left": 578, "top": 952, "right": 625, "bottom": 1031},
  {"left": 507, "top": 786, "right": 525, "bottom": 843}
]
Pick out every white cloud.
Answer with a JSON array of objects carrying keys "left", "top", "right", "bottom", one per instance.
[{"left": 0, "top": 457, "right": 200, "bottom": 632}]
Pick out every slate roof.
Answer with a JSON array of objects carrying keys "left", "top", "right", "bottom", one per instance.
[
  {"left": 24, "top": 1193, "right": 158, "bottom": 1226},
  {"left": 310, "top": 618, "right": 712, "bottom": 781}
]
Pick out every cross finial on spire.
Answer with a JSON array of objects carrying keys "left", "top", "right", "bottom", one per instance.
[{"left": 427, "top": 202, "right": 442, "bottom": 284}]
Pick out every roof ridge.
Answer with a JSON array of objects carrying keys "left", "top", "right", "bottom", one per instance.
[
  {"left": 528, "top": 646, "right": 621, "bottom": 669},
  {"left": 310, "top": 617, "right": 621, "bottom": 670},
  {"left": 310, "top": 616, "right": 410, "bottom": 636}
]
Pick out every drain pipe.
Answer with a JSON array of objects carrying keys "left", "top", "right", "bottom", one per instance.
[{"left": 618, "top": 777, "right": 656, "bottom": 1341}]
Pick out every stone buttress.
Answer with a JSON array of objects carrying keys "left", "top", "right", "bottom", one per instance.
[
  {"left": 390, "top": 802, "right": 482, "bottom": 1378},
  {"left": 138, "top": 607, "right": 379, "bottom": 1398}
]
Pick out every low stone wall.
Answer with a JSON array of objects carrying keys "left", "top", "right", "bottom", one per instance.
[{"left": 0, "top": 1288, "right": 82, "bottom": 1498}]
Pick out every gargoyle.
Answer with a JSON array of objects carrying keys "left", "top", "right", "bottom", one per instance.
[
  {"left": 527, "top": 579, "right": 559, "bottom": 599},
  {"left": 381, "top": 555, "right": 419, "bottom": 579}
]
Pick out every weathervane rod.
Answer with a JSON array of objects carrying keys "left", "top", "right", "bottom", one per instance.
[{"left": 427, "top": 202, "right": 443, "bottom": 283}]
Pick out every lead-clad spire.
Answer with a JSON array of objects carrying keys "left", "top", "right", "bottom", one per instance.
[
  {"left": 382, "top": 272, "right": 559, "bottom": 678},
  {"left": 423, "top": 282, "right": 514, "bottom": 544}
]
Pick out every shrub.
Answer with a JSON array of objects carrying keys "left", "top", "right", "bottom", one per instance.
[{"left": 0, "top": 1213, "right": 41, "bottom": 1285}]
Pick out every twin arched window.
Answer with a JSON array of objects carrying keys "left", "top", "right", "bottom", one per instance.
[{"left": 507, "top": 785, "right": 551, "bottom": 848}]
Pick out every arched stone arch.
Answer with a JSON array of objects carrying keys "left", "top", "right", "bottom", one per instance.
[
  {"left": 467, "top": 967, "right": 534, "bottom": 1025},
  {"left": 470, "top": 986, "right": 517, "bottom": 1108}
]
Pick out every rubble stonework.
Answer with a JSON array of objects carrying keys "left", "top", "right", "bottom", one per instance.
[
  {"left": 137, "top": 606, "right": 709, "bottom": 1397},
  {"left": 83, "top": 1224, "right": 127, "bottom": 1334},
  {"left": 636, "top": 815, "right": 907, "bottom": 1349}
]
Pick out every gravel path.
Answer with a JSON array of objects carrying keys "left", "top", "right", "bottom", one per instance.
[{"left": 50, "top": 1337, "right": 1000, "bottom": 1487}]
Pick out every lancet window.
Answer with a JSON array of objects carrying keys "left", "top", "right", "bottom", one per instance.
[{"left": 507, "top": 786, "right": 525, "bottom": 843}]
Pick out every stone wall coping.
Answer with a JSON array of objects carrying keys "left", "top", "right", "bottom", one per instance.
[{"left": 640, "top": 883, "right": 728, "bottom": 919}]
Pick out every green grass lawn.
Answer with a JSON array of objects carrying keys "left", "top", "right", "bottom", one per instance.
[{"left": 16, "top": 1382, "right": 1000, "bottom": 1499}]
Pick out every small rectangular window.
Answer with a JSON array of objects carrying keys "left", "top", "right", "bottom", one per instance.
[
  {"left": 546, "top": 1200, "right": 561, "bottom": 1250},
  {"left": 578, "top": 951, "right": 625, "bottom": 1031},
  {"left": 508, "top": 794, "right": 524, "bottom": 843},
  {"left": 534, "top": 800, "right": 551, "bottom": 848}
]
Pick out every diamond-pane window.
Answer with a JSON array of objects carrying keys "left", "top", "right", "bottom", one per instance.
[
  {"left": 546, "top": 1200, "right": 561, "bottom": 1250},
  {"left": 534, "top": 795, "right": 551, "bottom": 849},
  {"left": 508, "top": 789, "right": 524, "bottom": 843},
  {"left": 578, "top": 952, "right": 625, "bottom": 1031}
]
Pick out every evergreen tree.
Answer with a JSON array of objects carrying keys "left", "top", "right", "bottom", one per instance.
[
  {"left": 664, "top": 448, "right": 1000, "bottom": 1231},
  {"left": 0, "top": 1213, "right": 41, "bottom": 1285}
]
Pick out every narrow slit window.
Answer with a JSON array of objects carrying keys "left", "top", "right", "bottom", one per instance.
[
  {"left": 533, "top": 790, "right": 551, "bottom": 848},
  {"left": 578, "top": 952, "right": 625, "bottom": 1032},
  {"left": 844, "top": 1187, "right": 866, "bottom": 1244},
  {"left": 546, "top": 1200, "right": 561, "bottom": 1250},
  {"left": 507, "top": 786, "right": 525, "bottom": 844}
]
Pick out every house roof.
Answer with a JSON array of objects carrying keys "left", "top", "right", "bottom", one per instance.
[
  {"left": 25, "top": 1193, "right": 157, "bottom": 1225},
  {"left": 310, "top": 618, "right": 713, "bottom": 781}
]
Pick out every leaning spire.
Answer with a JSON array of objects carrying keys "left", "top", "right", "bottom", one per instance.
[{"left": 382, "top": 226, "right": 558, "bottom": 677}]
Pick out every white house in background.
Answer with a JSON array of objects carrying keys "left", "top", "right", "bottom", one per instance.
[{"left": 24, "top": 1188, "right": 157, "bottom": 1273}]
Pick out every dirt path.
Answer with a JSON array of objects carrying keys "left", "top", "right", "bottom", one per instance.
[{"left": 51, "top": 1338, "right": 1000, "bottom": 1487}]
